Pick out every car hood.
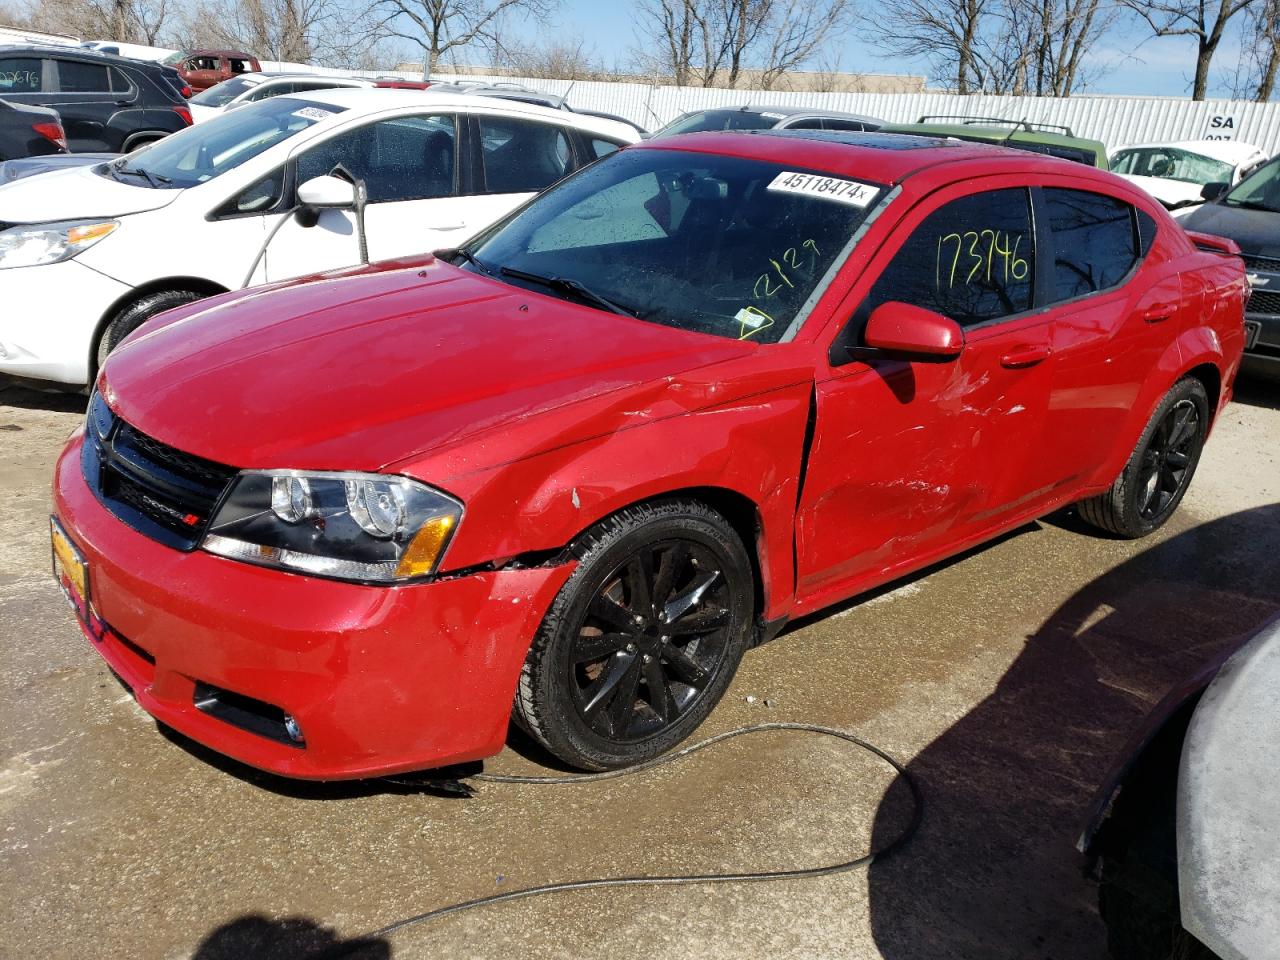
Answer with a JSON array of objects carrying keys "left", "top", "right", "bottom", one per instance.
[
  {"left": 0, "top": 164, "right": 179, "bottom": 222},
  {"left": 101, "top": 260, "right": 758, "bottom": 473},
  {"left": 1181, "top": 201, "right": 1280, "bottom": 258},
  {"left": 1115, "top": 173, "right": 1202, "bottom": 207}
]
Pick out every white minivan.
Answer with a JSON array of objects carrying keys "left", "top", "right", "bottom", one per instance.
[{"left": 0, "top": 88, "right": 639, "bottom": 386}]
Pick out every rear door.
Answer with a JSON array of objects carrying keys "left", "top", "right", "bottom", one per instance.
[
  {"left": 43, "top": 58, "right": 118, "bottom": 151},
  {"left": 463, "top": 113, "right": 577, "bottom": 236},
  {"left": 263, "top": 111, "right": 465, "bottom": 280},
  {"left": 1034, "top": 183, "right": 1170, "bottom": 493},
  {"left": 796, "top": 183, "right": 1054, "bottom": 605}
]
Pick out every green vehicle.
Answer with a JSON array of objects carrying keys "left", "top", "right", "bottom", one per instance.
[{"left": 878, "top": 115, "right": 1109, "bottom": 169}]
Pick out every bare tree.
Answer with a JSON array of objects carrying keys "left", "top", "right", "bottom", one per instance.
[
  {"left": 185, "top": 0, "right": 384, "bottom": 66},
  {"left": 14, "top": 0, "right": 173, "bottom": 45},
  {"left": 1231, "top": 0, "right": 1280, "bottom": 99},
  {"left": 1125, "top": 0, "right": 1259, "bottom": 99},
  {"left": 634, "top": 0, "right": 852, "bottom": 88},
  {"left": 368, "top": 0, "right": 556, "bottom": 80},
  {"left": 496, "top": 34, "right": 609, "bottom": 79},
  {"left": 871, "top": 0, "right": 988, "bottom": 93}
]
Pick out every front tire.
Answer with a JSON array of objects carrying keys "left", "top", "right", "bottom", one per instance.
[
  {"left": 1078, "top": 378, "right": 1209, "bottom": 539},
  {"left": 96, "top": 289, "right": 205, "bottom": 372},
  {"left": 515, "top": 499, "right": 755, "bottom": 771}
]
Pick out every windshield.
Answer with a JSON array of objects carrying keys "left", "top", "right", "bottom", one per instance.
[
  {"left": 1111, "top": 146, "right": 1233, "bottom": 185},
  {"left": 656, "top": 110, "right": 782, "bottom": 137},
  {"left": 1222, "top": 156, "right": 1280, "bottom": 213},
  {"left": 100, "top": 97, "right": 344, "bottom": 189},
  {"left": 467, "top": 148, "right": 885, "bottom": 343},
  {"left": 191, "top": 76, "right": 260, "bottom": 107}
]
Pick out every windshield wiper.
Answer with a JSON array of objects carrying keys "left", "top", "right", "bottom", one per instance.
[
  {"left": 439, "top": 246, "right": 495, "bottom": 276},
  {"left": 499, "top": 266, "right": 640, "bottom": 318},
  {"left": 113, "top": 163, "right": 172, "bottom": 189}
]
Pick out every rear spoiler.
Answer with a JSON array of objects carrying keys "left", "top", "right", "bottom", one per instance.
[{"left": 1184, "top": 230, "right": 1241, "bottom": 257}]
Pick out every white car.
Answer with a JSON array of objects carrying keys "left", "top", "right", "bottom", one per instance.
[
  {"left": 188, "top": 74, "right": 417, "bottom": 123},
  {"left": 1110, "top": 139, "right": 1270, "bottom": 215},
  {"left": 0, "top": 88, "right": 640, "bottom": 386}
]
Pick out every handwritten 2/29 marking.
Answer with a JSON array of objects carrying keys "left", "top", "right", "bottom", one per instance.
[{"left": 935, "top": 230, "right": 1029, "bottom": 290}]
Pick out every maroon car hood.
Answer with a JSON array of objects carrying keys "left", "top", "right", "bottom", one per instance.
[{"left": 102, "top": 262, "right": 756, "bottom": 472}]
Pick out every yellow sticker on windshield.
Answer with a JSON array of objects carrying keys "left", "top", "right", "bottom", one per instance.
[{"left": 735, "top": 306, "right": 775, "bottom": 340}]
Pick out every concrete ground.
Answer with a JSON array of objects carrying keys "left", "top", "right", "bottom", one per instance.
[{"left": 2, "top": 373, "right": 1278, "bottom": 960}]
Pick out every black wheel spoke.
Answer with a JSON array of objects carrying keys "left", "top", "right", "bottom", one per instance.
[
  {"left": 670, "top": 605, "right": 730, "bottom": 636},
  {"left": 625, "top": 553, "right": 654, "bottom": 618},
  {"left": 573, "top": 632, "right": 630, "bottom": 663},
  {"left": 643, "top": 656, "right": 677, "bottom": 723},
  {"left": 663, "top": 570, "right": 720, "bottom": 624},
  {"left": 1167, "top": 405, "right": 1195, "bottom": 448},
  {"left": 605, "top": 657, "right": 643, "bottom": 736},
  {"left": 1166, "top": 450, "right": 1190, "bottom": 470},
  {"left": 651, "top": 543, "right": 689, "bottom": 609},
  {"left": 589, "top": 596, "right": 635, "bottom": 633},
  {"left": 580, "top": 653, "right": 635, "bottom": 720},
  {"left": 664, "top": 644, "right": 709, "bottom": 688}
]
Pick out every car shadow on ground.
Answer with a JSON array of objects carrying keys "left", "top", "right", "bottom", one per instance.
[
  {"left": 0, "top": 376, "right": 87, "bottom": 414},
  {"left": 191, "top": 915, "right": 389, "bottom": 959},
  {"left": 1234, "top": 368, "right": 1280, "bottom": 410},
  {"left": 866, "top": 503, "right": 1280, "bottom": 959}
]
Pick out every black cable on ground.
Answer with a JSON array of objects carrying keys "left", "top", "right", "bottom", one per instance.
[{"left": 344, "top": 722, "right": 922, "bottom": 950}]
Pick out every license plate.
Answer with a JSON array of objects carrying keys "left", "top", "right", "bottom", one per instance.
[
  {"left": 50, "top": 516, "right": 91, "bottom": 623},
  {"left": 1244, "top": 320, "right": 1261, "bottom": 349}
]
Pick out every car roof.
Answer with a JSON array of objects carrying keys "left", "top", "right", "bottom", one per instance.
[
  {"left": 180, "top": 48, "right": 256, "bottom": 58},
  {"left": 290, "top": 87, "right": 641, "bottom": 138},
  {"left": 1112, "top": 139, "right": 1267, "bottom": 164},
  {"left": 699, "top": 104, "right": 882, "bottom": 122},
  {"left": 880, "top": 120, "right": 1104, "bottom": 150},
  {"left": 637, "top": 129, "right": 1084, "bottom": 184}
]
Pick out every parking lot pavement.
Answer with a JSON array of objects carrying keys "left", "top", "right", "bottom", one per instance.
[{"left": 1, "top": 375, "right": 1278, "bottom": 960}]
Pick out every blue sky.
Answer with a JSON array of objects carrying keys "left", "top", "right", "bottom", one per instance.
[{"left": 505, "top": 0, "right": 1258, "bottom": 100}]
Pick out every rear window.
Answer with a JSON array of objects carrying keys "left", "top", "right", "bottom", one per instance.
[
  {"left": 191, "top": 75, "right": 260, "bottom": 106},
  {"left": 1045, "top": 188, "right": 1139, "bottom": 301},
  {"left": 0, "top": 57, "right": 42, "bottom": 93},
  {"left": 656, "top": 110, "right": 781, "bottom": 137}
]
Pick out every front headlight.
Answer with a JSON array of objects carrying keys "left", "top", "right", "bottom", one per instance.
[
  {"left": 202, "top": 471, "right": 462, "bottom": 583},
  {"left": 0, "top": 219, "right": 118, "bottom": 269}
]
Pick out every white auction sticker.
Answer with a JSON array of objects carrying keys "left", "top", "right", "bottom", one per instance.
[
  {"left": 767, "top": 171, "right": 878, "bottom": 207},
  {"left": 294, "top": 106, "right": 337, "bottom": 122}
]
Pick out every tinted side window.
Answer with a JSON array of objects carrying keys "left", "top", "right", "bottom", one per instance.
[
  {"left": 824, "top": 119, "right": 869, "bottom": 132},
  {"left": 1045, "top": 188, "right": 1138, "bottom": 301},
  {"left": 297, "top": 114, "right": 457, "bottom": 203},
  {"left": 56, "top": 59, "right": 111, "bottom": 93},
  {"left": 785, "top": 118, "right": 825, "bottom": 130},
  {"left": 229, "top": 59, "right": 252, "bottom": 73},
  {"left": 860, "top": 188, "right": 1035, "bottom": 329},
  {"left": 109, "top": 67, "right": 133, "bottom": 94},
  {"left": 479, "top": 117, "right": 571, "bottom": 193},
  {"left": 0, "top": 57, "right": 43, "bottom": 93}
]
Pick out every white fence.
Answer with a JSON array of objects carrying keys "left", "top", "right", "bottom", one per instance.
[{"left": 263, "top": 62, "right": 1280, "bottom": 154}]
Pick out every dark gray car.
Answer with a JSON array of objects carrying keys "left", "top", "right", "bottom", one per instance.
[
  {"left": 650, "top": 105, "right": 884, "bottom": 138},
  {"left": 1182, "top": 156, "right": 1280, "bottom": 375},
  {"left": 0, "top": 96, "right": 65, "bottom": 160}
]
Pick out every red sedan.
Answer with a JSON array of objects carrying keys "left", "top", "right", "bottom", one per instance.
[{"left": 51, "top": 132, "right": 1247, "bottom": 778}]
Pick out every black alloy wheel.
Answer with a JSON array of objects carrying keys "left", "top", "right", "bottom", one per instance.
[
  {"left": 571, "top": 539, "right": 733, "bottom": 742},
  {"left": 516, "top": 499, "right": 754, "bottom": 770},
  {"left": 1136, "top": 399, "right": 1200, "bottom": 522},
  {"left": 1078, "top": 377, "right": 1209, "bottom": 539}
]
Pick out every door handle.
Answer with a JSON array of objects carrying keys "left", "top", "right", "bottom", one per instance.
[
  {"left": 1000, "top": 344, "right": 1050, "bottom": 368},
  {"left": 1142, "top": 304, "right": 1175, "bottom": 323}
]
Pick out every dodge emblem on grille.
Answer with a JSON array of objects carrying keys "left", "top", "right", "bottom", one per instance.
[{"left": 1247, "top": 273, "right": 1270, "bottom": 287}]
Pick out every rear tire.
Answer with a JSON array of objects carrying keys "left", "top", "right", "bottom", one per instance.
[
  {"left": 1078, "top": 378, "right": 1208, "bottom": 539},
  {"left": 95, "top": 289, "right": 205, "bottom": 372},
  {"left": 515, "top": 499, "right": 755, "bottom": 771}
]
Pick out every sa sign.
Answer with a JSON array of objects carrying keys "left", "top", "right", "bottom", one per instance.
[{"left": 1206, "top": 115, "right": 1236, "bottom": 141}]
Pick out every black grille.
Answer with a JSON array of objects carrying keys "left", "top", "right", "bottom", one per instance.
[
  {"left": 83, "top": 395, "right": 238, "bottom": 550},
  {"left": 1247, "top": 289, "right": 1280, "bottom": 316},
  {"left": 1242, "top": 253, "right": 1280, "bottom": 274}
]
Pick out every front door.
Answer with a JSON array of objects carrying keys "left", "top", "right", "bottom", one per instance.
[
  {"left": 263, "top": 112, "right": 467, "bottom": 282},
  {"left": 796, "top": 184, "right": 1054, "bottom": 608}
]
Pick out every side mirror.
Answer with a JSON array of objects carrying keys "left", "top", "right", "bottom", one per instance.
[
  {"left": 1200, "top": 181, "right": 1228, "bottom": 202},
  {"left": 862, "top": 302, "right": 963, "bottom": 360},
  {"left": 297, "top": 174, "right": 356, "bottom": 210}
]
